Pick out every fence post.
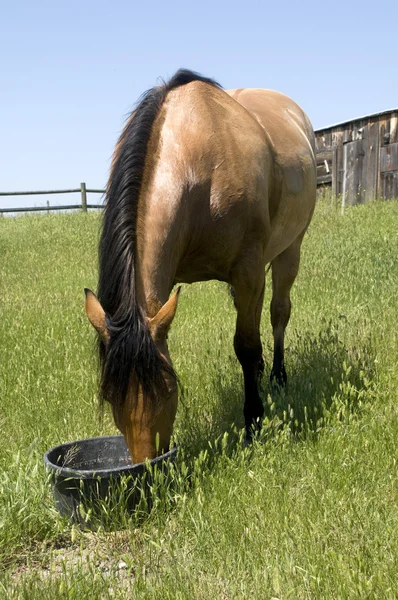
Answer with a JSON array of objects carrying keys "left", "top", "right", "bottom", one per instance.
[
  {"left": 80, "top": 182, "right": 87, "bottom": 212},
  {"left": 47, "top": 200, "right": 50, "bottom": 214}
]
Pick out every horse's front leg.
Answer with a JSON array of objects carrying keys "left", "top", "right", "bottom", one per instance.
[{"left": 232, "top": 272, "right": 265, "bottom": 441}]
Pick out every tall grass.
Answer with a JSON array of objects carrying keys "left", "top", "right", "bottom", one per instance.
[{"left": 0, "top": 199, "right": 397, "bottom": 598}]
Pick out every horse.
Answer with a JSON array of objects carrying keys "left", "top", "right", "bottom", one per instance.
[{"left": 85, "top": 69, "right": 316, "bottom": 463}]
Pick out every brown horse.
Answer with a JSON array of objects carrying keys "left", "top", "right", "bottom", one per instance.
[{"left": 85, "top": 69, "right": 316, "bottom": 463}]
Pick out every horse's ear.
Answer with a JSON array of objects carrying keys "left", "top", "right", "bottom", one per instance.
[
  {"left": 149, "top": 287, "right": 181, "bottom": 340},
  {"left": 84, "top": 288, "right": 109, "bottom": 343}
]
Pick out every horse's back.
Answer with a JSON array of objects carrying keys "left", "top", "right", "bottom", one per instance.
[
  {"left": 164, "top": 82, "right": 271, "bottom": 190},
  {"left": 227, "top": 88, "right": 315, "bottom": 154}
]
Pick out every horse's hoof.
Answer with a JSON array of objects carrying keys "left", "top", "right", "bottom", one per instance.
[
  {"left": 244, "top": 419, "right": 262, "bottom": 446},
  {"left": 243, "top": 432, "right": 253, "bottom": 447},
  {"left": 270, "top": 367, "right": 287, "bottom": 393}
]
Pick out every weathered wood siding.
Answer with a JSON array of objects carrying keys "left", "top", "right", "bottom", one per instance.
[{"left": 315, "top": 109, "right": 398, "bottom": 203}]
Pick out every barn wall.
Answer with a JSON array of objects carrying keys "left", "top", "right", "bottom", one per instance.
[{"left": 315, "top": 110, "right": 398, "bottom": 203}]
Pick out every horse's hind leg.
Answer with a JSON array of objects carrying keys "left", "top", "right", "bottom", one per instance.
[
  {"left": 270, "top": 237, "right": 303, "bottom": 388},
  {"left": 232, "top": 269, "right": 265, "bottom": 439}
]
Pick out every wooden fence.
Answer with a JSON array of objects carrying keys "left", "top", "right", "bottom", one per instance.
[{"left": 0, "top": 183, "right": 105, "bottom": 214}]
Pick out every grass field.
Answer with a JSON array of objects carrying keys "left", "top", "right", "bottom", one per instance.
[{"left": 0, "top": 198, "right": 397, "bottom": 599}]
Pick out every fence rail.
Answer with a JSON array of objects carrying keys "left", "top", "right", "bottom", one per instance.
[{"left": 0, "top": 182, "right": 105, "bottom": 214}]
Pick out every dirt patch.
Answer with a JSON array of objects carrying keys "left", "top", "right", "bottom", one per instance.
[{"left": 8, "top": 530, "right": 142, "bottom": 588}]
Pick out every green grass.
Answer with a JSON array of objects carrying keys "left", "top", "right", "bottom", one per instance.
[{"left": 0, "top": 199, "right": 397, "bottom": 598}]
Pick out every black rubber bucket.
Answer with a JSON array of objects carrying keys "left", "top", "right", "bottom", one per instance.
[{"left": 44, "top": 435, "right": 177, "bottom": 527}]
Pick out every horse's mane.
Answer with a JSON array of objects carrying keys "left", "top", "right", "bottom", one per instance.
[{"left": 98, "top": 69, "right": 221, "bottom": 411}]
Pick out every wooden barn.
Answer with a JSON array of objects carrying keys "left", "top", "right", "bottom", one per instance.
[{"left": 315, "top": 108, "right": 398, "bottom": 204}]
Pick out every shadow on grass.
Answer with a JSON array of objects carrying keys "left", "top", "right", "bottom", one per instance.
[
  {"left": 277, "top": 319, "right": 376, "bottom": 433},
  {"left": 179, "top": 319, "right": 376, "bottom": 463}
]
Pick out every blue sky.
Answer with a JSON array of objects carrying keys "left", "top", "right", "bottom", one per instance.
[{"left": 1, "top": 0, "right": 397, "bottom": 209}]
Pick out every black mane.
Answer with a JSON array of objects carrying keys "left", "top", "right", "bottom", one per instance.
[{"left": 97, "top": 69, "right": 221, "bottom": 411}]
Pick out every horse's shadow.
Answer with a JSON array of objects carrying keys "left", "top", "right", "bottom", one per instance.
[
  {"left": 268, "top": 322, "right": 374, "bottom": 434},
  {"left": 95, "top": 323, "right": 375, "bottom": 530},
  {"left": 178, "top": 321, "right": 375, "bottom": 463}
]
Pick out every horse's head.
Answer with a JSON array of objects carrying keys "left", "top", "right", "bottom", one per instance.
[{"left": 84, "top": 289, "right": 180, "bottom": 464}]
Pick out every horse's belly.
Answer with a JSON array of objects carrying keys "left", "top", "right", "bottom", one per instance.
[{"left": 175, "top": 255, "right": 233, "bottom": 284}]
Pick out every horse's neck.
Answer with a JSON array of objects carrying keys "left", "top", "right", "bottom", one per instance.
[
  {"left": 135, "top": 241, "right": 175, "bottom": 319},
  {"left": 135, "top": 188, "right": 184, "bottom": 318}
]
